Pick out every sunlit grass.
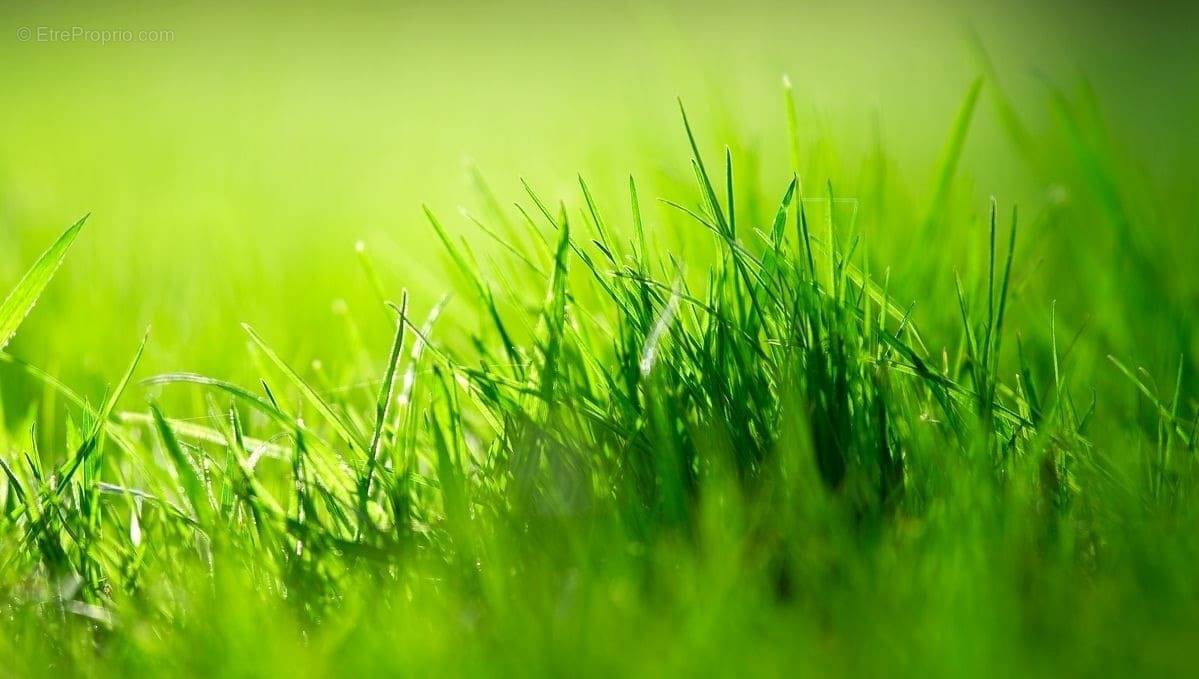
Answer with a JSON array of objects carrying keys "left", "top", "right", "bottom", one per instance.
[{"left": 1, "top": 61, "right": 1197, "bottom": 674}]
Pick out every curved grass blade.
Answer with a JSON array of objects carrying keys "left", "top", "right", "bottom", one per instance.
[
  {"left": 0, "top": 215, "right": 87, "bottom": 352},
  {"left": 242, "top": 323, "right": 368, "bottom": 454},
  {"left": 143, "top": 372, "right": 290, "bottom": 425}
]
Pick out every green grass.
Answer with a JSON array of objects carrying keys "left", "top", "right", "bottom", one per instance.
[{"left": 2, "top": 21, "right": 1199, "bottom": 674}]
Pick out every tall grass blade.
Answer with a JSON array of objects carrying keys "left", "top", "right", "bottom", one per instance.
[{"left": 0, "top": 215, "right": 87, "bottom": 352}]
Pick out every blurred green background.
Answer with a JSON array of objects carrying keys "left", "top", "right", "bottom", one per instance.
[{"left": 2, "top": 0, "right": 1197, "bottom": 391}]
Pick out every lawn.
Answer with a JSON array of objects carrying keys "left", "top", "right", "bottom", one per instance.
[{"left": 2, "top": 2, "right": 1198, "bottom": 676}]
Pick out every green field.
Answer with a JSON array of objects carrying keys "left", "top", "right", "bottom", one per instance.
[{"left": 3, "top": 2, "right": 1199, "bottom": 675}]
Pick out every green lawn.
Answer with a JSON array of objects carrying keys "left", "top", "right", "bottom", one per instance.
[{"left": 2, "top": 2, "right": 1198, "bottom": 676}]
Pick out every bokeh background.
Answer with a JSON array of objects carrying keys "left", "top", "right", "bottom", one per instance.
[{"left": 2, "top": 0, "right": 1197, "bottom": 396}]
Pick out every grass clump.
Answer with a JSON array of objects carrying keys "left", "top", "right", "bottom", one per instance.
[{"left": 1, "top": 81, "right": 1198, "bottom": 677}]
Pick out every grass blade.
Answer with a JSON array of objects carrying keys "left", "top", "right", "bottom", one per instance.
[
  {"left": 0, "top": 215, "right": 87, "bottom": 352},
  {"left": 243, "top": 323, "right": 368, "bottom": 454},
  {"left": 361, "top": 291, "right": 409, "bottom": 512}
]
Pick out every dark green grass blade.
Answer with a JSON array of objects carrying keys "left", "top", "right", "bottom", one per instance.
[{"left": 361, "top": 291, "right": 409, "bottom": 512}]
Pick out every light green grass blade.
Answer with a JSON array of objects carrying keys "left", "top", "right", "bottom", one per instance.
[
  {"left": 143, "top": 372, "right": 291, "bottom": 425},
  {"left": 537, "top": 217, "right": 572, "bottom": 405},
  {"left": 1109, "top": 355, "right": 1192, "bottom": 444},
  {"left": 966, "top": 29, "right": 1031, "bottom": 155},
  {"left": 120, "top": 411, "right": 289, "bottom": 459},
  {"left": 0, "top": 215, "right": 87, "bottom": 352},
  {"left": 150, "top": 403, "right": 209, "bottom": 523},
  {"left": 55, "top": 328, "right": 148, "bottom": 495},
  {"left": 924, "top": 78, "right": 983, "bottom": 225},
  {"left": 243, "top": 323, "right": 368, "bottom": 454}
]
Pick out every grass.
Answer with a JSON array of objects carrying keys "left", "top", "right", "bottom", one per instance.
[{"left": 1, "top": 66, "right": 1198, "bottom": 676}]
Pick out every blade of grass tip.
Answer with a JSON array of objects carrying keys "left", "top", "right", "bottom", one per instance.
[
  {"left": 260, "top": 378, "right": 281, "bottom": 413},
  {"left": 512, "top": 201, "right": 554, "bottom": 256},
  {"left": 425, "top": 205, "right": 481, "bottom": 290},
  {"left": 242, "top": 323, "right": 368, "bottom": 454},
  {"left": 629, "top": 175, "right": 649, "bottom": 271},
  {"left": 557, "top": 201, "right": 570, "bottom": 239},
  {"left": 0, "top": 214, "right": 87, "bottom": 352},
  {"left": 521, "top": 179, "right": 561, "bottom": 230},
  {"left": 1108, "top": 356, "right": 1160, "bottom": 407},
  {"left": 24, "top": 438, "right": 43, "bottom": 482},
  {"left": 925, "top": 77, "right": 984, "bottom": 226},
  {"left": 389, "top": 302, "right": 453, "bottom": 368},
  {"left": 826, "top": 181, "right": 838, "bottom": 298},
  {"left": 537, "top": 217, "right": 572, "bottom": 405},
  {"left": 362, "top": 290, "right": 409, "bottom": 512},
  {"left": 1165, "top": 356, "right": 1185, "bottom": 472},
  {"left": 983, "top": 198, "right": 998, "bottom": 371},
  {"left": 1015, "top": 335, "right": 1043, "bottom": 423},
  {"left": 1050, "top": 301, "right": 1061, "bottom": 394},
  {"left": 770, "top": 177, "right": 798, "bottom": 247},
  {"left": 56, "top": 328, "right": 149, "bottom": 495},
  {"left": 954, "top": 271, "right": 980, "bottom": 373},
  {"left": 150, "top": 403, "right": 209, "bottom": 523},
  {"left": 678, "top": 99, "right": 730, "bottom": 237},
  {"left": 862, "top": 217, "right": 873, "bottom": 345},
  {"left": 0, "top": 454, "right": 28, "bottom": 507},
  {"left": 399, "top": 294, "right": 450, "bottom": 407},
  {"left": 990, "top": 206, "right": 1018, "bottom": 376},
  {"left": 660, "top": 197, "right": 719, "bottom": 234},
  {"left": 760, "top": 177, "right": 799, "bottom": 289},
  {"left": 879, "top": 267, "right": 892, "bottom": 334},
  {"left": 797, "top": 198, "right": 817, "bottom": 279},
  {"left": 425, "top": 205, "right": 524, "bottom": 375},
  {"left": 725, "top": 146, "right": 736, "bottom": 238},
  {"left": 578, "top": 175, "right": 614, "bottom": 255},
  {"left": 459, "top": 207, "right": 543, "bottom": 275},
  {"left": 1109, "top": 355, "right": 1191, "bottom": 442}
]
